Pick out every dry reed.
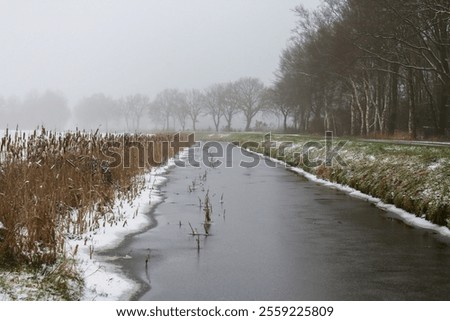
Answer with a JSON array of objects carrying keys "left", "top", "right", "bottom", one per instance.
[{"left": 0, "top": 127, "right": 183, "bottom": 266}]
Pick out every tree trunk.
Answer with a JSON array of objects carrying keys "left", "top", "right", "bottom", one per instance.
[
  {"left": 213, "top": 115, "right": 220, "bottom": 132},
  {"left": 245, "top": 116, "right": 251, "bottom": 131},
  {"left": 437, "top": 15, "right": 449, "bottom": 136},
  {"left": 408, "top": 69, "right": 417, "bottom": 139},
  {"left": 380, "top": 104, "right": 387, "bottom": 135},
  {"left": 305, "top": 109, "right": 310, "bottom": 132},
  {"left": 226, "top": 114, "right": 232, "bottom": 132},
  {"left": 351, "top": 80, "right": 365, "bottom": 136},
  {"left": 364, "top": 83, "right": 370, "bottom": 136},
  {"left": 375, "top": 70, "right": 384, "bottom": 134},
  {"left": 324, "top": 110, "right": 330, "bottom": 131},
  {"left": 438, "top": 80, "right": 449, "bottom": 136},
  {"left": 192, "top": 116, "right": 197, "bottom": 131},
  {"left": 350, "top": 97, "right": 355, "bottom": 136},
  {"left": 293, "top": 110, "right": 299, "bottom": 132},
  {"left": 388, "top": 64, "right": 399, "bottom": 135}
]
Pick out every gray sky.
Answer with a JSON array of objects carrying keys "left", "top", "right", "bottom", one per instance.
[{"left": 0, "top": 0, "right": 321, "bottom": 103}]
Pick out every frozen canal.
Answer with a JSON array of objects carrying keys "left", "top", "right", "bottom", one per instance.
[{"left": 107, "top": 143, "right": 450, "bottom": 300}]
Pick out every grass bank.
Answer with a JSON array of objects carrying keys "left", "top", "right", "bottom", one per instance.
[{"left": 201, "top": 132, "right": 450, "bottom": 229}]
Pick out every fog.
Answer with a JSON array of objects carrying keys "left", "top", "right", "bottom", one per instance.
[{"left": 0, "top": 0, "right": 321, "bottom": 130}]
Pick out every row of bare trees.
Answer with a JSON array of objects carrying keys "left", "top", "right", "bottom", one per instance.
[
  {"left": 72, "top": 77, "right": 271, "bottom": 132},
  {"left": 151, "top": 77, "right": 270, "bottom": 132},
  {"left": 0, "top": 77, "right": 270, "bottom": 132},
  {"left": 273, "top": 0, "right": 450, "bottom": 138}
]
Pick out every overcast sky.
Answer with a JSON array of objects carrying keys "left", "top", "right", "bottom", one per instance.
[{"left": 0, "top": 0, "right": 321, "bottom": 103}]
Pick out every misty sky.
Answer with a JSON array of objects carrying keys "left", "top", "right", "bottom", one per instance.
[{"left": 1, "top": 0, "right": 321, "bottom": 103}]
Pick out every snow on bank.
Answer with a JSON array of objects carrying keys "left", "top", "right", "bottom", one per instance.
[
  {"left": 250, "top": 149, "right": 450, "bottom": 239},
  {"left": 67, "top": 154, "right": 184, "bottom": 301},
  {"left": 67, "top": 170, "right": 165, "bottom": 300}
]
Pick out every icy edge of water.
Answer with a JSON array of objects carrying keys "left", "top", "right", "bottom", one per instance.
[
  {"left": 68, "top": 150, "right": 187, "bottom": 301},
  {"left": 250, "top": 149, "right": 450, "bottom": 239},
  {"left": 68, "top": 170, "right": 166, "bottom": 301}
]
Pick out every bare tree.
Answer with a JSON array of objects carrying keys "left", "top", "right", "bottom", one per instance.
[
  {"left": 268, "top": 83, "right": 296, "bottom": 132},
  {"left": 185, "top": 89, "right": 204, "bottom": 131},
  {"left": 203, "top": 84, "right": 224, "bottom": 132},
  {"left": 151, "top": 89, "right": 184, "bottom": 131},
  {"left": 173, "top": 92, "right": 189, "bottom": 131},
  {"left": 123, "top": 94, "right": 150, "bottom": 132},
  {"left": 233, "top": 77, "right": 268, "bottom": 131},
  {"left": 222, "top": 83, "right": 240, "bottom": 132}
]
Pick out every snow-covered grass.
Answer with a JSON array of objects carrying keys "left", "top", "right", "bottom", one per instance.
[{"left": 0, "top": 258, "right": 83, "bottom": 300}]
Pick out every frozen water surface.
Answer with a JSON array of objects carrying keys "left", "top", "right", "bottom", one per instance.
[{"left": 105, "top": 143, "right": 450, "bottom": 300}]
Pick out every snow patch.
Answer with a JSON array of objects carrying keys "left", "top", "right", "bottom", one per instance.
[
  {"left": 428, "top": 160, "right": 444, "bottom": 171},
  {"left": 65, "top": 167, "right": 168, "bottom": 300}
]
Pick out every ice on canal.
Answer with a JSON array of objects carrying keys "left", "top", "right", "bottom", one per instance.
[{"left": 103, "top": 143, "right": 450, "bottom": 301}]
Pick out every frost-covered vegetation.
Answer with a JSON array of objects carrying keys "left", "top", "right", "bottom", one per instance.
[
  {"left": 208, "top": 133, "right": 450, "bottom": 229},
  {"left": 0, "top": 128, "right": 180, "bottom": 299},
  {"left": 296, "top": 141, "right": 450, "bottom": 227}
]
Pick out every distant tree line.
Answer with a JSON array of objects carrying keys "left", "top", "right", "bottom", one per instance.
[
  {"left": 273, "top": 0, "right": 450, "bottom": 138},
  {"left": 0, "top": 90, "right": 70, "bottom": 130},
  {"left": 72, "top": 77, "right": 272, "bottom": 132},
  {"left": 0, "top": 77, "right": 272, "bottom": 133}
]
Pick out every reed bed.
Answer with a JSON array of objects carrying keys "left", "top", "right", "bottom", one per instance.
[{"left": 0, "top": 127, "right": 182, "bottom": 266}]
